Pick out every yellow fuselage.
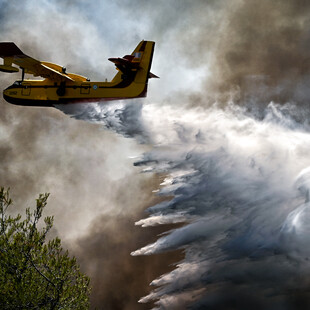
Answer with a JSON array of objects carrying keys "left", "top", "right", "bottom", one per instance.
[
  {"left": 4, "top": 73, "right": 147, "bottom": 107},
  {"left": 1, "top": 40, "right": 155, "bottom": 107}
]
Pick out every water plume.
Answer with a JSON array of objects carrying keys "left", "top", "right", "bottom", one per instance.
[{"left": 55, "top": 97, "right": 310, "bottom": 309}]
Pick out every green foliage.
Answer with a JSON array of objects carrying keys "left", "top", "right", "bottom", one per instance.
[{"left": 0, "top": 188, "right": 91, "bottom": 309}]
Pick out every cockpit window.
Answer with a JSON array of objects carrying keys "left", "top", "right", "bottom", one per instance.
[{"left": 13, "top": 81, "right": 22, "bottom": 86}]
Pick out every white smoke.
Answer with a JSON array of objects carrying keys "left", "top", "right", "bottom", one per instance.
[{"left": 56, "top": 98, "right": 310, "bottom": 309}]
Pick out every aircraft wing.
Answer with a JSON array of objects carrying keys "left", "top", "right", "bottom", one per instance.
[{"left": 0, "top": 42, "right": 74, "bottom": 82}]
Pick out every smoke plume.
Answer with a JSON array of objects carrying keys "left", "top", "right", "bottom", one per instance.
[{"left": 2, "top": 1, "right": 310, "bottom": 309}]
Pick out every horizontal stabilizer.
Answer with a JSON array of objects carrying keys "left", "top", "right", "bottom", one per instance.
[
  {"left": 123, "top": 55, "right": 135, "bottom": 61},
  {"left": 108, "top": 57, "right": 139, "bottom": 70}
]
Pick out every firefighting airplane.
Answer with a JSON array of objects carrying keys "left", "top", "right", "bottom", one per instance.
[{"left": 0, "top": 40, "right": 158, "bottom": 107}]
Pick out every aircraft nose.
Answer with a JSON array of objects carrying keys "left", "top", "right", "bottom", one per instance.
[
  {"left": 3, "top": 90, "right": 12, "bottom": 104},
  {"left": 3, "top": 87, "right": 19, "bottom": 105}
]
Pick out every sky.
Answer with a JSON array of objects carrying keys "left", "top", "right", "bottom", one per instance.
[{"left": 1, "top": 0, "right": 310, "bottom": 309}]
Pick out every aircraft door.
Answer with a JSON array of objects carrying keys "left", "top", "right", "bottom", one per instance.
[
  {"left": 80, "top": 83, "right": 90, "bottom": 94},
  {"left": 22, "top": 83, "right": 31, "bottom": 96}
]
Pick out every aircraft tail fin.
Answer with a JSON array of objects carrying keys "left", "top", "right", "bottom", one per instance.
[{"left": 109, "top": 40, "right": 158, "bottom": 96}]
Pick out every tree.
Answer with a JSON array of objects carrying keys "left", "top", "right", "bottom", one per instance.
[{"left": 0, "top": 187, "right": 91, "bottom": 309}]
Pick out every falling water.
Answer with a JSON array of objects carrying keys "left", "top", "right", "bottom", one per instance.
[{"left": 56, "top": 99, "right": 310, "bottom": 309}]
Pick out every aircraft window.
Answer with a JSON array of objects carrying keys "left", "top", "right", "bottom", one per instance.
[{"left": 13, "top": 81, "right": 22, "bottom": 86}]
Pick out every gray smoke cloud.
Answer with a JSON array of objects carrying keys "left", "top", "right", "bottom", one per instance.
[
  {"left": 118, "top": 0, "right": 310, "bottom": 106},
  {"left": 210, "top": 0, "right": 310, "bottom": 103},
  {"left": 2, "top": 1, "right": 310, "bottom": 309}
]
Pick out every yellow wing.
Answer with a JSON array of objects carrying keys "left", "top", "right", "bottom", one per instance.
[{"left": 0, "top": 42, "right": 86, "bottom": 82}]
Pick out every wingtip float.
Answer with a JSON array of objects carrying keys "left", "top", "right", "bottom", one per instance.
[{"left": 0, "top": 40, "right": 158, "bottom": 107}]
